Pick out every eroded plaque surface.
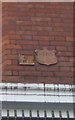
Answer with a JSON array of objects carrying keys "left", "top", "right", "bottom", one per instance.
[
  {"left": 35, "top": 48, "right": 57, "bottom": 65},
  {"left": 19, "top": 54, "right": 35, "bottom": 65}
]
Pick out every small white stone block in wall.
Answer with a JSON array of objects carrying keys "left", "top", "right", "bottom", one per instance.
[
  {"left": 46, "top": 110, "right": 52, "bottom": 118},
  {"left": 39, "top": 110, "right": 44, "bottom": 117},
  {"left": 32, "top": 110, "right": 37, "bottom": 117},
  {"left": 9, "top": 109, "right": 14, "bottom": 117},
  {"left": 2, "top": 109, "right": 7, "bottom": 117},
  {"left": 24, "top": 110, "right": 30, "bottom": 117},
  {"left": 17, "top": 109, "right": 22, "bottom": 117}
]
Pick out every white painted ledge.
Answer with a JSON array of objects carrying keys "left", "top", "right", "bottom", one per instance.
[
  {"left": 0, "top": 83, "right": 75, "bottom": 103},
  {"left": 1, "top": 0, "right": 74, "bottom": 2}
]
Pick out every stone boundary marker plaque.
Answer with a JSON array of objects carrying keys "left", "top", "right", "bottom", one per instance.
[
  {"left": 35, "top": 48, "right": 57, "bottom": 66},
  {"left": 19, "top": 54, "right": 35, "bottom": 65}
]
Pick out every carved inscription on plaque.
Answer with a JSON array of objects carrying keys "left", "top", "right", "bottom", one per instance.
[
  {"left": 19, "top": 54, "right": 35, "bottom": 65},
  {"left": 35, "top": 48, "right": 57, "bottom": 65}
]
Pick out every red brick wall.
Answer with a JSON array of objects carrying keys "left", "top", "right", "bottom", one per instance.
[{"left": 2, "top": 2, "right": 73, "bottom": 84}]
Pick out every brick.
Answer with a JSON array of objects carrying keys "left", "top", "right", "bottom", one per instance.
[
  {"left": 37, "top": 31, "right": 49, "bottom": 36},
  {"left": 3, "top": 71, "right": 12, "bottom": 75},
  {"left": 9, "top": 34, "right": 22, "bottom": 40},
  {"left": 22, "top": 35, "right": 32, "bottom": 40},
  {"left": 36, "top": 21, "right": 49, "bottom": 26},
  {"left": 13, "top": 71, "right": 18, "bottom": 75},
  {"left": 3, "top": 76, "right": 20, "bottom": 82},
  {"left": 58, "top": 62, "right": 73, "bottom": 67},
  {"left": 59, "top": 67, "right": 71, "bottom": 71},
  {"left": 12, "top": 60, "right": 18, "bottom": 65},
  {"left": 34, "top": 4, "right": 45, "bottom": 9},
  {"left": 50, "top": 41, "right": 65, "bottom": 46},
  {"left": 19, "top": 71, "right": 39, "bottom": 76},
  {"left": 2, "top": 2, "right": 73, "bottom": 84},
  {"left": 57, "top": 51, "right": 70, "bottom": 57},
  {"left": 22, "top": 45, "right": 34, "bottom": 50},
  {"left": 39, "top": 40, "right": 50, "bottom": 46},
  {"left": 58, "top": 57, "right": 69, "bottom": 61},
  {"left": 56, "top": 46, "right": 67, "bottom": 51},
  {"left": 66, "top": 36, "right": 73, "bottom": 41},
  {"left": 4, "top": 44, "right": 22, "bottom": 50},
  {"left": 55, "top": 71, "right": 73, "bottom": 77},
  {"left": 3, "top": 60, "right": 12, "bottom": 65},
  {"left": 33, "top": 36, "right": 50, "bottom": 41},
  {"left": 11, "top": 50, "right": 18, "bottom": 54},
  {"left": 16, "top": 21, "right": 33, "bottom": 26},
  {"left": 54, "top": 36, "right": 65, "bottom": 41},
  {"left": 19, "top": 76, "right": 38, "bottom": 83}
]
